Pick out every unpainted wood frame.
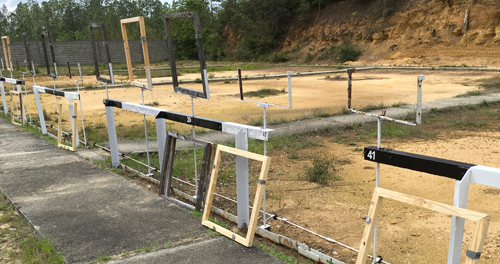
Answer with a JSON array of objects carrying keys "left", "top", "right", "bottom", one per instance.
[
  {"left": 1, "top": 36, "right": 12, "bottom": 70},
  {"left": 9, "top": 91, "right": 23, "bottom": 126},
  {"left": 202, "top": 145, "right": 271, "bottom": 247},
  {"left": 164, "top": 12, "right": 209, "bottom": 99},
  {"left": 120, "top": 16, "right": 151, "bottom": 89},
  {"left": 158, "top": 131, "right": 216, "bottom": 211},
  {"left": 356, "top": 187, "right": 491, "bottom": 264},
  {"left": 57, "top": 101, "right": 78, "bottom": 151}
]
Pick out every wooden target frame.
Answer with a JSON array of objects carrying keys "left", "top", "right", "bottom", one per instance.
[
  {"left": 1, "top": 36, "right": 12, "bottom": 71},
  {"left": 120, "top": 16, "right": 152, "bottom": 90},
  {"left": 57, "top": 101, "right": 78, "bottom": 151},
  {"left": 202, "top": 145, "right": 271, "bottom": 247},
  {"left": 9, "top": 91, "right": 24, "bottom": 126},
  {"left": 356, "top": 187, "right": 490, "bottom": 264}
]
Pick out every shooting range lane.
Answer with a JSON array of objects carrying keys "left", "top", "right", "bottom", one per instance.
[{"left": 0, "top": 118, "right": 287, "bottom": 264}]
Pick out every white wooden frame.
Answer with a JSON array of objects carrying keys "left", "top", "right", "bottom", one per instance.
[
  {"left": 357, "top": 187, "right": 490, "bottom": 264},
  {"left": 9, "top": 91, "right": 24, "bottom": 126},
  {"left": 202, "top": 145, "right": 271, "bottom": 247}
]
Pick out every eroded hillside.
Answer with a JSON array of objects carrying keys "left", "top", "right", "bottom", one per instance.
[{"left": 282, "top": 0, "right": 500, "bottom": 66}]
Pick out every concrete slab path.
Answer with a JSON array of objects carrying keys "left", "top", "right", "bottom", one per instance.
[{"left": 0, "top": 119, "right": 285, "bottom": 264}]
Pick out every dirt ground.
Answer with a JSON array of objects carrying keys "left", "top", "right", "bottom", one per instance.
[
  {"left": 18, "top": 68, "right": 498, "bottom": 134},
  {"left": 5, "top": 67, "right": 500, "bottom": 263}
]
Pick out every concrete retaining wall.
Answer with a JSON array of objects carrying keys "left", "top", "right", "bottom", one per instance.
[{"left": 0, "top": 40, "right": 169, "bottom": 68}]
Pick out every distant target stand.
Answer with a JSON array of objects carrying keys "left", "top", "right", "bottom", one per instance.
[{"left": 1, "top": 36, "right": 29, "bottom": 124}]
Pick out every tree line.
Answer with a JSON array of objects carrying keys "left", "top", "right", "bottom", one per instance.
[{"left": 0, "top": 0, "right": 343, "bottom": 61}]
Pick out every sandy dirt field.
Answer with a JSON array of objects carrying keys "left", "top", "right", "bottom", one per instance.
[{"left": 18, "top": 68, "right": 498, "bottom": 134}]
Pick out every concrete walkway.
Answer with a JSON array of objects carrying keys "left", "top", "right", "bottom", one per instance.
[
  {"left": 113, "top": 92, "right": 500, "bottom": 154},
  {"left": 0, "top": 119, "right": 285, "bottom": 264}
]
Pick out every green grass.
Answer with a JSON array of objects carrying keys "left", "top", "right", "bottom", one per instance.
[
  {"left": 254, "top": 242, "right": 297, "bottom": 264},
  {"left": 94, "top": 255, "right": 111, "bottom": 262},
  {"left": 447, "top": 121, "right": 486, "bottom": 127},
  {"left": 454, "top": 90, "right": 482, "bottom": 98},
  {"left": 243, "top": 88, "right": 286, "bottom": 98},
  {"left": 0, "top": 193, "right": 64, "bottom": 264},
  {"left": 304, "top": 156, "right": 336, "bottom": 185}
]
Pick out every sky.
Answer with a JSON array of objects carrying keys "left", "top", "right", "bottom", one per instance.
[{"left": 3, "top": 0, "right": 174, "bottom": 12}]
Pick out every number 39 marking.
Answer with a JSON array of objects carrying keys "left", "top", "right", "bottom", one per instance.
[{"left": 367, "top": 150, "right": 376, "bottom": 160}]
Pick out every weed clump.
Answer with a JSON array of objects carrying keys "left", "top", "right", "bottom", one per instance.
[{"left": 304, "top": 156, "right": 335, "bottom": 185}]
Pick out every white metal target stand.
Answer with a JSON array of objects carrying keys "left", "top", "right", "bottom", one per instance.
[
  {"left": 33, "top": 85, "right": 81, "bottom": 147},
  {"left": 237, "top": 68, "right": 294, "bottom": 230},
  {"left": 1, "top": 77, "right": 27, "bottom": 123},
  {"left": 363, "top": 147, "right": 500, "bottom": 263},
  {"left": 346, "top": 68, "right": 424, "bottom": 263},
  {"left": 69, "top": 63, "right": 87, "bottom": 145},
  {"left": 104, "top": 99, "right": 273, "bottom": 229}
]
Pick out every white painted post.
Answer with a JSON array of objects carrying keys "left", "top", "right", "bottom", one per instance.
[
  {"left": 67, "top": 97, "right": 79, "bottom": 147},
  {"left": 33, "top": 89, "right": 48, "bottom": 135},
  {"left": 155, "top": 118, "right": 167, "bottom": 172},
  {"left": 448, "top": 171, "right": 471, "bottom": 264},
  {"left": 235, "top": 128, "right": 250, "bottom": 229},
  {"left": 0, "top": 81, "right": 7, "bottom": 115},
  {"left": 416, "top": 75, "right": 424, "bottom": 125},
  {"left": 105, "top": 106, "right": 120, "bottom": 167}
]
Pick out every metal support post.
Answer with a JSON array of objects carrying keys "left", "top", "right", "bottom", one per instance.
[
  {"left": 0, "top": 81, "right": 7, "bottom": 114},
  {"left": 416, "top": 75, "right": 424, "bottom": 125},
  {"left": 105, "top": 106, "right": 120, "bottom": 167},
  {"left": 33, "top": 88, "right": 47, "bottom": 134},
  {"left": 141, "top": 88, "right": 152, "bottom": 175},
  {"left": 191, "top": 95, "right": 199, "bottom": 196},
  {"left": 21, "top": 73, "right": 32, "bottom": 122},
  {"left": 448, "top": 171, "right": 471, "bottom": 264},
  {"left": 156, "top": 118, "right": 167, "bottom": 172},
  {"left": 235, "top": 128, "right": 250, "bottom": 229},
  {"left": 373, "top": 117, "right": 381, "bottom": 264}
]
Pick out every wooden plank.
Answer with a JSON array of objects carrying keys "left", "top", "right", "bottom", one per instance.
[
  {"left": 377, "top": 188, "right": 487, "bottom": 221},
  {"left": 10, "top": 92, "right": 14, "bottom": 123},
  {"left": 1, "top": 36, "right": 12, "bottom": 71},
  {"left": 120, "top": 21, "right": 134, "bottom": 82},
  {"left": 217, "top": 145, "right": 269, "bottom": 162},
  {"left": 57, "top": 102, "right": 62, "bottom": 147},
  {"left": 120, "top": 17, "right": 141, "bottom": 24},
  {"left": 465, "top": 216, "right": 490, "bottom": 264},
  {"left": 139, "top": 16, "right": 150, "bottom": 67},
  {"left": 202, "top": 145, "right": 271, "bottom": 247},
  {"left": 71, "top": 101, "right": 77, "bottom": 151},
  {"left": 356, "top": 188, "right": 491, "bottom": 263},
  {"left": 355, "top": 189, "right": 383, "bottom": 264}
]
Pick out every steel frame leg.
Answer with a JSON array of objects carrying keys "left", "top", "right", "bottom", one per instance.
[
  {"left": 1, "top": 82, "right": 7, "bottom": 115},
  {"left": 156, "top": 118, "right": 167, "bottom": 172},
  {"left": 448, "top": 170, "right": 471, "bottom": 264},
  {"left": 235, "top": 128, "right": 250, "bottom": 229},
  {"left": 33, "top": 89, "right": 48, "bottom": 135},
  {"left": 105, "top": 106, "right": 120, "bottom": 167}
]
